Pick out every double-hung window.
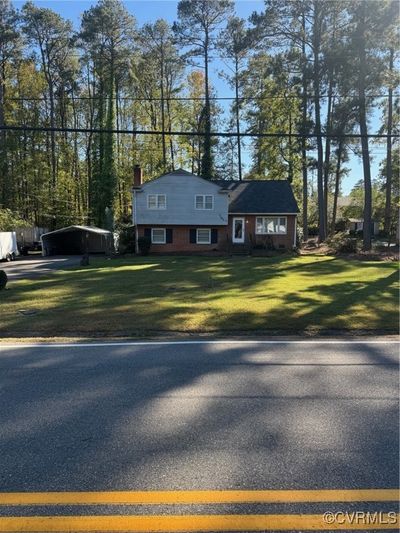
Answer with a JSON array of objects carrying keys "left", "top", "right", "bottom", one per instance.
[
  {"left": 151, "top": 228, "right": 166, "bottom": 244},
  {"left": 195, "top": 195, "right": 213, "bottom": 210},
  {"left": 148, "top": 194, "right": 166, "bottom": 209},
  {"left": 196, "top": 228, "right": 211, "bottom": 244},
  {"left": 256, "top": 217, "right": 287, "bottom": 235}
]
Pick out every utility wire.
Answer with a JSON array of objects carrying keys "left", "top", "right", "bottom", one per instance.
[
  {"left": 1, "top": 124, "right": 398, "bottom": 139},
  {"left": 6, "top": 94, "right": 398, "bottom": 102}
]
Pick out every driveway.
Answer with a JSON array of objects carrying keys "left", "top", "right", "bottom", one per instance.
[{"left": 1, "top": 255, "right": 82, "bottom": 280}]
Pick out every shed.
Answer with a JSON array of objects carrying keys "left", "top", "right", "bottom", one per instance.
[
  {"left": 41, "top": 225, "right": 113, "bottom": 256},
  {"left": 347, "top": 218, "right": 380, "bottom": 236}
]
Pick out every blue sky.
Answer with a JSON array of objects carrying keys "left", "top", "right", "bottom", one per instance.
[{"left": 14, "top": 0, "right": 387, "bottom": 194}]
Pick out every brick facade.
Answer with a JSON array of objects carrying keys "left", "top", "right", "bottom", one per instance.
[
  {"left": 228, "top": 215, "right": 297, "bottom": 249},
  {"left": 137, "top": 225, "right": 228, "bottom": 253},
  {"left": 138, "top": 214, "right": 297, "bottom": 253}
]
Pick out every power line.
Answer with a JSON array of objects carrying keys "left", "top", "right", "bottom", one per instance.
[
  {"left": 1, "top": 124, "right": 398, "bottom": 139},
  {"left": 6, "top": 94, "right": 397, "bottom": 102}
]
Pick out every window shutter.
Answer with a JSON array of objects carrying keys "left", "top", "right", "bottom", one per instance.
[
  {"left": 166, "top": 228, "right": 173, "bottom": 244},
  {"left": 144, "top": 228, "right": 151, "bottom": 240},
  {"left": 189, "top": 229, "right": 196, "bottom": 243},
  {"left": 211, "top": 229, "right": 218, "bottom": 244}
]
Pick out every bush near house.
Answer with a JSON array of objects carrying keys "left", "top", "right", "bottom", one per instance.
[
  {"left": 117, "top": 225, "right": 136, "bottom": 254},
  {"left": 138, "top": 236, "right": 151, "bottom": 255}
]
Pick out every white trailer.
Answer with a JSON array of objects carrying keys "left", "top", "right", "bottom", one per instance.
[{"left": 0, "top": 232, "right": 18, "bottom": 261}]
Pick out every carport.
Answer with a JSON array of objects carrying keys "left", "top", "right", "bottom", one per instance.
[{"left": 41, "top": 225, "right": 113, "bottom": 256}]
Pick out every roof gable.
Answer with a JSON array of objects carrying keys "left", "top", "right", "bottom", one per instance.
[{"left": 141, "top": 168, "right": 223, "bottom": 190}]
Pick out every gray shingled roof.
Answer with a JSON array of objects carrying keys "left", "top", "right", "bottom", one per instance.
[{"left": 214, "top": 180, "right": 299, "bottom": 214}]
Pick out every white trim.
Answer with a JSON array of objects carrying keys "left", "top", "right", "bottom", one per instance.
[
  {"left": 232, "top": 217, "right": 245, "bottom": 243},
  {"left": 1, "top": 340, "right": 398, "bottom": 349},
  {"left": 147, "top": 194, "right": 166, "bottom": 209},
  {"left": 256, "top": 216, "right": 287, "bottom": 235},
  {"left": 293, "top": 215, "right": 297, "bottom": 248},
  {"left": 196, "top": 228, "right": 211, "bottom": 244},
  {"left": 195, "top": 194, "right": 214, "bottom": 210},
  {"left": 151, "top": 228, "right": 166, "bottom": 244}
]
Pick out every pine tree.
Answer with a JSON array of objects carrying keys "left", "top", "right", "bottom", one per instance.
[{"left": 173, "top": 0, "right": 233, "bottom": 178}]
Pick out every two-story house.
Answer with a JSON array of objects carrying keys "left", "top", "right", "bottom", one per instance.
[{"left": 132, "top": 166, "right": 299, "bottom": 253}]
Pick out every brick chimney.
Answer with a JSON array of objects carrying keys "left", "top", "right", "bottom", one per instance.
[{"left": 133, "top": 164, "right": 142, "bottom": 187}]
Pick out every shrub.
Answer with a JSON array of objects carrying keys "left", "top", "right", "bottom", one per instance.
[
  {"left": 326, "top": 232, "right": 358, "bottom": 254},
  {"left": 334, "top": 219, "right": 346, "bottom": 232},
  {"left": 138, "top": 236, "right": 151, "bottom": 255},
  {"left": 118, "top": 225, "right": 135, "bottom": 253},
  {"left": 308, "top": 225, "right": 319, "bottom": 236},
  {"left": 377, "top": 229, "right": 389, "bottom": 238},
  {"left": 0, "top": 209, "right": 29, "bottom": 232},
  {"left": 0, "top": 270, "right": 7, "bottom": 290}
]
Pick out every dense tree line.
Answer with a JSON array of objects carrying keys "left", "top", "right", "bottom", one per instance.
[{"left": 0, "top": 0, "right": 398, "bottom": 249}]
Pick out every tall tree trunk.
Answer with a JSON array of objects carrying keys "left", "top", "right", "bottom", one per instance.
[
  {"left": 201, "top": 31, "right": 212, "bottom": 177},
  {"left": 312, "top": 3, "right": 326, "bottom": 242},
  {"left": 384, "top": 47, "right": 394, "bottom": 236},
  {"left": 331, "top": 139, "right": 343, "bottom": 233},
  {"left": 103, "top": 48, "right": 116, "bottom": 231},
  {"left": 48, "top": 82, "right": 57, "bottom": 228},
  {"left": 301, "top": 13, "right": 308, "bottom": 241},
  {"left": 0, "top": 62, "right": 8, "bottom": 208},
  {"left": 86, "top": 64, "right": 94, "bottom": 224},
  {"left": 234, "top": 58, "right": 242, "bottom": 181},
  {"left": 160, "top": 45, "right": 167, "bottom": 170},
  {"left": 287, "top": 111, "right": 293, "bottom": 182},
  {"left": 356, "top": 3, "right": 372, "bottom": 251},
  {"left": 166, "top": 95, "right": 175, "bottom": 169},
  {"left": 323, "top": 76, "right": 334, "bottom": 232}
]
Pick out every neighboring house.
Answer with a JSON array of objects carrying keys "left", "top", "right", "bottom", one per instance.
[
  {"left": 132, "top": 166, "right": 299, "bottom": 253},
  {"left": 347, "top": 218, "right": 380, "bottom": 236}
]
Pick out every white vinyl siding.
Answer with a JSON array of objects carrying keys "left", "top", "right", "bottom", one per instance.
[
  {"left": 196, "top": 228, "right": 211, "bottom": 244},
  {"left": 148, "top": 194, "right": 166, "bottom": 209},
  {"left": 195, "top": 195, "right": 213, "bottom": 210},
  {"left": 256, "top": 217, "right": 287, "bottom": 235},
  {"left": 151, "top": 228, "right": 166, "bottom": 244},
  {"left": 135, "top": 173, "right": 228, "bottom": 225}
]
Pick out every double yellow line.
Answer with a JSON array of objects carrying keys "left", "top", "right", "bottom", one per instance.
[{"left": 0, "top": 489, "right": 398, "bottom": 532}]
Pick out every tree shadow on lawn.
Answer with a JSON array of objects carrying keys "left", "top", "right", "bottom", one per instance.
[
  {"left": 1, "top": 256, "right": 398, "bottom": 335},
  {"left": 212, "top": 269, "right": 399, "bottom": 333},
  {"left": 0, "top": 341, "right": 398, "bottom": 496}
]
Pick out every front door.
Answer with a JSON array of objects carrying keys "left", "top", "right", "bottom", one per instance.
[{"left": 232, "top": 217, "right": 245, "bottom": 243}]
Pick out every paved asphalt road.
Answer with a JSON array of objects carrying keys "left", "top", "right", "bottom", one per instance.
[
  {"left": 0, "top": 340, "right": 398, "bottom": 532},
  {"left": 1, "top": 255, "right": 81, "bottom": 280}
]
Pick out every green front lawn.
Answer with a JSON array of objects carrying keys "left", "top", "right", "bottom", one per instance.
[{"left": 1, "top": 255, "right": 398, "bottom": 337}]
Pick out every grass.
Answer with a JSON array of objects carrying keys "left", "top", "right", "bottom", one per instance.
[{"left": 0, "top": 255, "right": 398, "bottom": 337}]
